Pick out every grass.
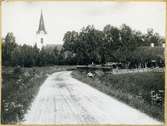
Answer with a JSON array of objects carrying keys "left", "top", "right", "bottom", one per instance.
[
  {"left": 72, "top": 70, "right": 164, "bottom": 121},
  {"left": 1, "top": 66, "right": 74, "bottom": 124}
]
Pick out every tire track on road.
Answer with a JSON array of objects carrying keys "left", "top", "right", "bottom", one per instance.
[{"left": 23, "top": 71, "right": 162, "bottom": 124}]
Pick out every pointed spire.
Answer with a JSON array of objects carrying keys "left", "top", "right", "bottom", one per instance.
[{"left": 37, "top": 10, "right": 47, "bottom": 34}]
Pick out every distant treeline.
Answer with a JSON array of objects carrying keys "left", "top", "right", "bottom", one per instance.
[
  {"left": 2, "top": 24, "right": 165, "bottom": 67},
  {"left": 2, "top": 33, "right": 65, "bottom": 67}
]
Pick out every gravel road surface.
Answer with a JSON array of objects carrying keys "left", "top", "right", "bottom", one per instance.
[{"left": 23, "top": 71, "right": 161, "bottom": 124}]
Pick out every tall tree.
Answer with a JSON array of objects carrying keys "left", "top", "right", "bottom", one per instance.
[
  {"left": 3, "top": 33, "right": 17, "bottom": 65},
  {"left": 144, "top": 28, "right": 163, "bottom": 46},
  {"left": 103, "top": 25, "right": 121, "bottom": 62}
]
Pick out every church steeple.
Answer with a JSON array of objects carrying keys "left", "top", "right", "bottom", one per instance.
[
  {"left": 36, "top": 10, "right": 47, "bottom": 48},
  {"left": 37, "top": 10, "right": 47, "bottom": 34}
]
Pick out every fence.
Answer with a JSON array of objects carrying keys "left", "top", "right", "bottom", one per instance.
[{"left": 112, "top": 68, "right": 164, "bottom": 74}]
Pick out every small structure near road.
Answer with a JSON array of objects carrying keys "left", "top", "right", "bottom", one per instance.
[{"left": 87, "top": 72, "right": 95, "bottom": 78}]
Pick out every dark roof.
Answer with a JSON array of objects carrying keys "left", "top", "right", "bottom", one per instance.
[
  {"left": 36, "top": 10, "right": 47, "bottom": 34},
  {"left": 44, "top": 44, "right": 63, "bottom": 51},
  {"left": 133, "top": 46, "right": 164, "bottom": 60}
]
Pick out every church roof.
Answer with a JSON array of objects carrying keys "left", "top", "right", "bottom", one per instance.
[{"left": 37, "top": 10, "right": 47, "bottom": 34}]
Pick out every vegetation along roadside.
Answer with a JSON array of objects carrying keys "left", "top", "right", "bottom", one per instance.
[
  {"left": 1, "top": 66, "right": 73, "bottom": 124},
  {"left": 72, "top": 70, "right": 164, "bottom": 121}
]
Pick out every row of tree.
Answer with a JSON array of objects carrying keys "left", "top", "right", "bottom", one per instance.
[
  {"left": 2, "top": 33, "right": 65, "bottom": 66},
  {"left": 63, "top": 24, "right": 165, "bottom": 67},
  {"left": 2, "top": 24, "right": 165, "bottom": 67}
]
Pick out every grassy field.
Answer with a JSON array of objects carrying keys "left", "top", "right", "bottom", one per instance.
[
  {"left": 1, "top": 66, "right": 74, "bottom": 124},
  {"left": 72, "top": 70, "right": 164, "bottom": 121}
]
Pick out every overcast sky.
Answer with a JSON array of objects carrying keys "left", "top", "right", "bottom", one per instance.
[{"left": 2, "top": 1, "right": 166, "bottom": 46}]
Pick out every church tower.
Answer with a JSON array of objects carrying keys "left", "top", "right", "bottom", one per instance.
[{"left": 36, "top": 10, "right": 47, "bottom": 49}]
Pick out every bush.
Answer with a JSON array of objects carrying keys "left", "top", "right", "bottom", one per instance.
[{"left": 13, "top": 66, "right": 22, "bottom": 74}]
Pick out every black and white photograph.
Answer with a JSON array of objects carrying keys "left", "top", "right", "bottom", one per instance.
[{"left": 1, "top": 1, "right": 166, "bottom": 125}]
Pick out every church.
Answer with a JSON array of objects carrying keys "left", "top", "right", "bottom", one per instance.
[
  {"left": 35, "top": 10, "right": 62, "bottom": 52},
  {"left": 36, "top": 10, "right": 47, "bottom": 49}
]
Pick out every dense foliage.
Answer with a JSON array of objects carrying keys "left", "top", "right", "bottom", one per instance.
[
  {"left": 2, "top": 33, "right": 64, "bottom": 67},
  {"left": 2, "top": 24, "right": 165, "bottom": 67},
  {"left": 63, "top": 24, "right": 165, "bottom": 67}
]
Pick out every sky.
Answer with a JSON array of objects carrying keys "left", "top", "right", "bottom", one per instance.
[{"left": 2, "top": 1, "right": 166, "bottom": 46}]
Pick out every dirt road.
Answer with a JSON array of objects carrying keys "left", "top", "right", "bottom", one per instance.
[{"left": 23, "top": 71, "right": 161, "bottom": 124}]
